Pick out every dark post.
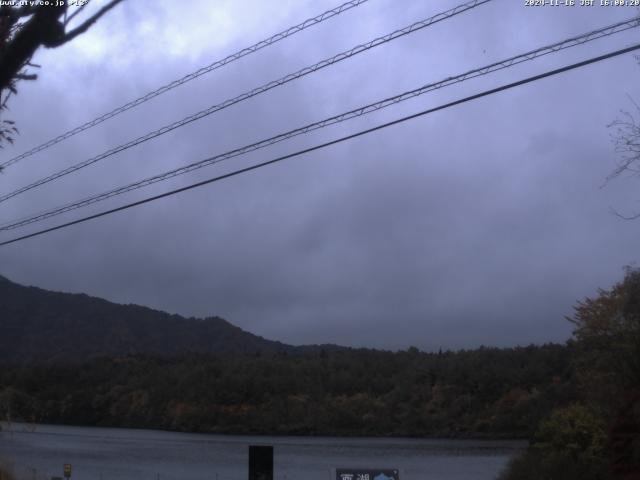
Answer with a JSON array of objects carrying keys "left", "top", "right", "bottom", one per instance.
[{"left": 248, "top": 445, "right": 273, "bottom": 480}]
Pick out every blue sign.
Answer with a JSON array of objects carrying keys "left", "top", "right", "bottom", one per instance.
[{"left": 336, "top": 469, "right": 399, "bottom": 480}]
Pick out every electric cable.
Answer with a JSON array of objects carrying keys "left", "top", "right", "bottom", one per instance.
[
  {"left": 1, "top": 41, "right": 638, "bottom": 247},
  {"left": 1, "top": 14, "right": 637, "bottom": 231},
  {"left": 0, "top": 0, "right": 371, "bottom": 169},
  {"left": 0, "top": 0, "right": 492, "bottom": 203}
]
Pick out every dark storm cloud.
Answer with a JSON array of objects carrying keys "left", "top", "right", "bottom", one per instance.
[{"left": 0, "top": 0, "right": 639, "bottom": 350}]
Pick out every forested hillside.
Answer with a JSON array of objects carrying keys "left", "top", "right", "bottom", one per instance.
[
  {"left": 0, "top": 344, "right": 574, "bottom": 438},
  {"left": 0, "top": 275, "right": 301, "bottom": 360}
]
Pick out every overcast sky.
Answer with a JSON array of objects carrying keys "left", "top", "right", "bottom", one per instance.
[{"left": 0, "top": 0, "right": 639, "bottom": 350}]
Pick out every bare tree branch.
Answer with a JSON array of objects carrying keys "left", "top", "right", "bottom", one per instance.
[
  {"left": 0, "top": 6, "right": 39, "bottom": 20},
  {"left": 13, "top": 73, "right": 37, "bottom": 81},
  {"left": 610, "top": 206, "right": 640, "bottom": 221},
  {"left": 51, "top": 0, "right": 124, "bottom": 47},
  {"left": 607, "top": 95, "right": 640, "bottom": 183},
  {"left": 0, "top": 1, "right": 124, "bottom": 150},
  {"left": 0, "top": 5, "right": 66, "bottom": 90},
  {"left": 64, "top": 1, "right": 91, "bottom": 27}
]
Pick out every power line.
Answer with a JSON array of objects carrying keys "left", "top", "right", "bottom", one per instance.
[
  {"left": 0, "top": 0, "right": 492, "bottom": 204},
  {"left": 1, "top": 15, "right": 638, "bottom": 232},
  {"left": 0, "top": 0, "right": 371, "bottom": 170},
  {"left": 1, "top": 42, "right": 638, "bottom": 248}
]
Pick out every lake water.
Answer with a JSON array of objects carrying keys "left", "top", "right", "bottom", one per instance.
[{"left": 0, "top": 424, "right": 525, "bottom": 480}]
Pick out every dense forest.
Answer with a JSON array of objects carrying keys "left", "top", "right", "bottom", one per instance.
[{"left": 0, "top": 344, "right": 573, "bottom": 438}]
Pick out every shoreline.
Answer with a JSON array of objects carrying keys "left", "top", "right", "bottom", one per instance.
[{"left": 1, "top": 422, "right": 528, "bottom": 446}]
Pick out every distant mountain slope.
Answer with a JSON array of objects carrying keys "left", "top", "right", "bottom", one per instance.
[{"left": 0, "top": 275, "right": 301, "bottom": 361}]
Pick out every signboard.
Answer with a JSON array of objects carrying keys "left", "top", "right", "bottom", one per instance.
[
  {"left": 336, "top": 469, "right": 399, "bottom": 480},
  {"left": 63, "top": 464, "right": 72, "bottom": 478}
]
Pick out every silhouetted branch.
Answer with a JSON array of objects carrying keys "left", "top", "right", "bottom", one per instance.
[
  {"left": 0, "top": 1, "right": 123, "bottom": 148},
  {"left": 607, "top": 95, "right": 640, "bottom": 183},
  {"left": 0, "top": 5, "right": 66, "bottom": 91},
  {"left": 14, "top": 73, "right": 37, "bottom": 81},
  {"left": 610, "top": 206, "right": 640, "bottom": 221},
  {"left": 64, "top": 1, "right": 90, "bottom": 26},
  {"left": 51, "top": 0, "right": 123, "bottom": 47}
]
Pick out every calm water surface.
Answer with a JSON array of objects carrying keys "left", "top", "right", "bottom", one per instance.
[{"left": 0, "top": 424, "right": 525, "bottom": 480}]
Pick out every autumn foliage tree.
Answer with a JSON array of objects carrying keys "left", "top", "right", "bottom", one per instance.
[
  {"left": 502, "top": 269, "right": 640, "bottom": 480},
  {"left": 568, "top": 267, "right": 640, "bottom": 411},
  {"left": 568, "top": 267, "right": 640, "bottom": 478}
]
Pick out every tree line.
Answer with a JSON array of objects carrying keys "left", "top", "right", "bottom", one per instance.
[{"left": 0, "top": 343, "right": 573, "bottom": 439}]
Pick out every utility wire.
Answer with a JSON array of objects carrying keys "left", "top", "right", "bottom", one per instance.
[
  {"left": 0, "top": 0, "right": 371, "bottom": 169},
  {"left": 0, "top": 0, "right": 492, "bottom": 204},
  {"left": 1, "top": 15, "right": 637, "bottom": 231},
  {"left": 1, "top": 42, "right": 639, "bottom": 248}
]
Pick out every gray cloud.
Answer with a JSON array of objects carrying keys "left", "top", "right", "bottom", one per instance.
[{"left": 0, "top": 0, "right": 639, "bottom": 350}]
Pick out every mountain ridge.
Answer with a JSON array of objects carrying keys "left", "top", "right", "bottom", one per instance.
[{"left": 0, "top": 275, "right": 338, "bottom": 362}]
